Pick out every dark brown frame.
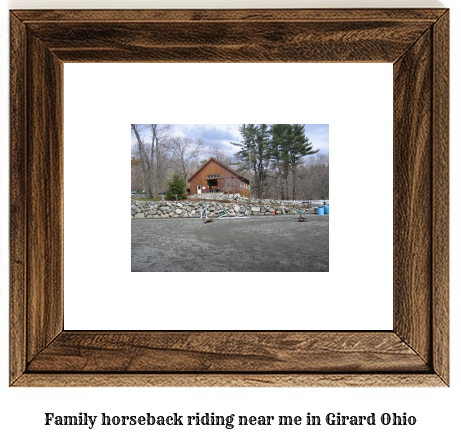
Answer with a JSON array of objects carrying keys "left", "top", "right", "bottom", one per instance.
[{"left": 10, "top": 9, "right": 449, "bottom": 387}]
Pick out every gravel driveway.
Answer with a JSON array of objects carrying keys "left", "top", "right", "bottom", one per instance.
[{"left": 131, "top": 214, "right": 329, "bottom": 272}]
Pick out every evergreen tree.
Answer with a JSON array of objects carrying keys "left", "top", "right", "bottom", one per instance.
[
  {"left": 232, "top": 124, "right": 270, "bottom": 199},
  {"left": 287, "top": 124, "right": 319, "bottom": 199},
  {"left": 270, "top": 124, "right": 319, "bottom": 200},
  {"left": 166, "top": 173, "right": 187, "bottom": 200},
  {"left": 269, "top": 124, "right": 291, "bottom": 200},
  {"left": 254, "top": 124, "right": 271, "bottom": 198}
]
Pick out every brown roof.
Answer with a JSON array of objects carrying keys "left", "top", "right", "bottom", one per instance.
[{"left": 187, "top": 157, "right": 250, "bottom": 183}]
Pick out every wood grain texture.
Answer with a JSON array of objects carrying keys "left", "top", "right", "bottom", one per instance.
[
  {"left": 432, "top": 11, "right": 449, "bottom": 385},
  {"left": 9, "top": 8, "right": 449, "bottom": 387},
  {"left": 26, "top": 20, "right": 432, "bottom": 63},
  {"left": 393, "top": 29, "right": 433, "bottom": 364},
  {"left": 27, "top": 332, "right": 429, "bottom": 373},
  {"left": 9, "top": 13, "right": 27, "bottom": 385},
  {"left": 26, "top": 34, "right": 64, "bottom": 362},
  {"left": 13, "top": 374, "right": 446, "bottom": 388},
  {"left": 12, "top": 9, "right": 447, "bottom": 23}
]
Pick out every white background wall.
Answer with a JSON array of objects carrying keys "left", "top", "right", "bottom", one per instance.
[
  {"left": 0, "top": 1, "right": 458, "bottom": 435},
  {"left": 63, "top": 62, "right": 393, "bottom": 331}
]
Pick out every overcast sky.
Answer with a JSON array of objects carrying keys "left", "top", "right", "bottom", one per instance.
[{"left": 167, "top": 124, "right": 329, "bottom": 156}]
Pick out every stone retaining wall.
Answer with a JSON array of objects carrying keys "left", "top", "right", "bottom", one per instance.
[{"left": 131, "top": 200, "right": 313, "bottom": 219}]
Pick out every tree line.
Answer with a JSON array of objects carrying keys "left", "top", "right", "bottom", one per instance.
[
  {"left": 131, "top": 124, "right": 203, "bottom": 200},
  {"left": 131, "top": 124, "right": 329, "bottom": 201},
  {"left": 231, "top": 124, "right": 320, "bottom": 200}
]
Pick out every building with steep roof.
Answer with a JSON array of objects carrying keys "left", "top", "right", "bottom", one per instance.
[{"left": 188, "top": 157, "right": 250, "bottom": 197}]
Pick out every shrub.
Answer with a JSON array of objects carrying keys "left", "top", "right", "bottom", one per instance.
[{"left": 166, "top": 173, "right": 187, "bottom": 201}]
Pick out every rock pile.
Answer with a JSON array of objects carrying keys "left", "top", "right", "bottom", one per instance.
[{"left": 131, "top": 200, "right": 312, "bottom": 219}]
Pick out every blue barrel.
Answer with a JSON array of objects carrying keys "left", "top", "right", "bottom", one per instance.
[
  {"left": 318, "top": 207, "right": 325, "bottom": 216},
  {"left": 324, "top": 205, "right": 329, "bottom": 214}
]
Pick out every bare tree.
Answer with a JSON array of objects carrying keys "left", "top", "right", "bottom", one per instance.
[
  {"left": 221, "top": 176, "right": 238, "bottom": 195},
  {"left": 131, "top": 124, "right": 172, "bottom": 199},
  {"left": 296, "top": 154, "right": 329, "bottom": 200},
  {"left": 310, "top": 154, "right": 329, "bottom": 199},
  {"left": 207, "top": 144, "right": 234, "bottom": 166},
  {"left": 131, "top": 124, "right": 155, "bottom": 198},
  {"left": 170, "top": 137, "right": 204, "bottom": 181},
  {"left": 131, "top": 157, "right": 145, "bottom": 192}
]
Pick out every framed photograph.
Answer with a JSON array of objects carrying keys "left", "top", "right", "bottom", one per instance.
[{"left": 10, "top": 9, "right": 449, "bottom": 386}]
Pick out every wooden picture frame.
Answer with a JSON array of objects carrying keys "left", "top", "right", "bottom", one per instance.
[{"left": 10, "top": 9, "right": 449, "bottom": 387}]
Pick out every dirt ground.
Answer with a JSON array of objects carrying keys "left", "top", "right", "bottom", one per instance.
[{"left": 131, "top": 214, "right": 329, "bottom": 272}]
